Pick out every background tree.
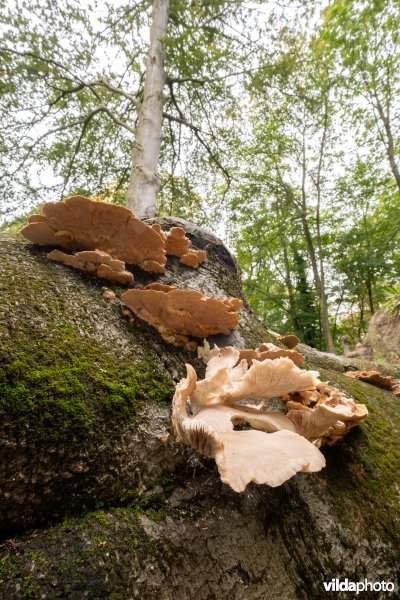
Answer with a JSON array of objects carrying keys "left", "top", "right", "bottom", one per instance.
[
  {"left": 322, "top": 0, "right": 400, "bottom": 191},
  {"left": 0, "top": 0, "right": 259, "bottom": 217}
]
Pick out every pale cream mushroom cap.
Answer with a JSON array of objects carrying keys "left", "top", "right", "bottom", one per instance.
[
  {"left": 172, "top": 361, "right": 325, "bottom": 492},
  {"left": 229, "top": 357, "right": 319, "bottom": 401},
  {"left": 215, "top": 429, "right": 325, "bottom": 492}
]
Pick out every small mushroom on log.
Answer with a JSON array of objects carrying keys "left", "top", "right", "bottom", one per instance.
[
  {"left": 121, "top": 284, "right": 242, "bottom": 349},
  {"left": 277, "top": 334, "right": 300, "bottom": 349}
]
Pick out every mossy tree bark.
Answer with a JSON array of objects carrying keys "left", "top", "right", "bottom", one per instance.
[{"left": 0, "top": 222, "right": 399, "bottom": 599}]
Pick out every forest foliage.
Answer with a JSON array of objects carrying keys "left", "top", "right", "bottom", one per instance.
[{"left": 1, "top": 0, "right": 399, "bottom": 352}]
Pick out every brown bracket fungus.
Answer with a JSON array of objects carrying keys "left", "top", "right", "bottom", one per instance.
[
  {"left": 151, "top": 223, "right": 208, "bottom": 268},
  {"left": 47, "top": 249, "right": 134, "bottom": 285},
  {"left": 277, "top": 334, "right": 300, "bottom": 349},
  {"left": 345, "top": 370, "right": 400, "bottom": 396},
  {"left": 21, "top": 195, "right": 167, "bottom": 273},
  {"left": 172, "top": 348, "right": 325, "bottom": 492},
  {"left": 238, "top": 342, "right": 304, "bottom": 368},
  {"left": 121, "top": 284, "right": 243, "bottom": 349}
]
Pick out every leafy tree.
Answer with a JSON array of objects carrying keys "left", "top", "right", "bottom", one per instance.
[
  {"left": 322, "top": 0, "right": 400, "bottom": 191},
  {"left": 0, "top": 0, "right": 257, "bottom": 217}
]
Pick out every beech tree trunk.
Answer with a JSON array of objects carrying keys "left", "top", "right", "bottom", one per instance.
[
  {"left": 1, "top": 228, "right": 399, "bottom": 598},
  {"left": 125, "top": 0, "right": 169, "bottom": 217}
]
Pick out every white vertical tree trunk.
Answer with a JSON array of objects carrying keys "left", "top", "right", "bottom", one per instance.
[{"left": 125, "top": 0, "right": 169, "bottom": 217}]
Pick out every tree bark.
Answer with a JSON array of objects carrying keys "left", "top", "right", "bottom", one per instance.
[
  {"left": 1, "top": 229, "right": 399, "bottom": 599},
  {"left": 125, "top": 0, "right": 169, "bottom": 217},
  {"left": 373, "top": 92, "right": 400, "bottom": 193},
  {"left": 300, "top": 125, "right": 336, "bottom": 354}
]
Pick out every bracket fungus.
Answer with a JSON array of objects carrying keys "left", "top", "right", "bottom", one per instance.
[
  {"left": 21, "top": 196, "right": 167, "bottom": 273},
  {"left": 121, "top": 284, "right": 243, "bottom": 349},
  {"left": 238, "top": 342, "right": 304, "bottom": 368},
  {"left": 47, "top": 249, "right": 134, "bottom": 285},
  {"left": 173, "top": 344, "right": 369, "bottom": 491},
  {"left": 277, "top": 334, "right": 300, "bottom": 349},
  {"left": 283, "top": 381, "right": 369, "bottom": 446},
  {"left": 172, "top": 347, "right": 325, "bottom": 492},
  {"left": 345, "top": 370, "right": 400, "bottom": 396},
  {"left": 151, "top": 224, "right": 207, "bottom": 268}
]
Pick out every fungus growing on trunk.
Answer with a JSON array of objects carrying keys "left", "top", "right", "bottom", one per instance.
[
  {"left": 179, "top": 249, "right": 208, "bottom": 268},
  {"left": 283, "top": 381, "right": 368, "bottom": 446},
  {"left": 151, "top": 223, "right": 208, "bottom": 268},
  {"left": 47, "top": 249, "right": 134, "bottom": 285},
  {"left": 277, "top": 334, "right": 300, "bottom": 349},
  {"left": 21, "top": 196, "right": 167, "bottom": 273},
  {"left": 186, "top": 342, "right": 368, "bottom": 464},
  {"left": 172, "top": 353, "right": 325, "bottom": 492},
  {"left": 345, "top": 370, "right": 400, "bottom": 395},
  {"left": 121, "top": 284, "right": 243, "bottom": 349},
  {"left": 238, "top": 342, "right": 304, "bottom": 368}
]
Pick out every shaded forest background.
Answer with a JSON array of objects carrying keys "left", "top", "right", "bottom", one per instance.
[{"left": 1, "top": 0, "right": 400, "bottom": 353}]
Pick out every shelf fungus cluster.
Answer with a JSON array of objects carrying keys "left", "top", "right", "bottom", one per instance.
[
  {"left": 47, "top": 249, "right": 134, "bottom": 285},
  {"left": 345, "top": 370, "right": 400, "bottom": 397},
  {"left": 238, "top": 342, "right": 305, "bottom": 368},
  {"left": 172, "top": 345, "right": 368, "bottom": 491},
  {"left": 21, "top": 196, "right": 208, "bottom": 277},
  {"left": 121, "top": 284, "right": 243, "bottom": 350},
  {"left": 151, "top": 224, "right": 207, "bottom": 268}
]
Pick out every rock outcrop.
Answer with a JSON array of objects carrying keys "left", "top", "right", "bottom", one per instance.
[
  {"left": 342, "top": 309, "right": 400, "bottom": 364},
  {"left": 0, "top": 221, "right": 399, "bottom": 599}
]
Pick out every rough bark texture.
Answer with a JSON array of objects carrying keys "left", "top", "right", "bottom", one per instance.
[
  {"left": 0, "top": 222, "right": 399, "bottom": 599},
  {"left": 125, "top": 0, "right": 169, "bottom": 217}
]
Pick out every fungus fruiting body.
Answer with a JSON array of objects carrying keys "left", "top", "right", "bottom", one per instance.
[
  {"left": 47, "top": 249, "right": 134, "bottom": 284},
  {"left": 22, "top": 196, "right": 167, "bottom": 273},
  {"left": 121, "top": 284, "right": 243, "bottom": 349},
  {"left": 151, "top": 223, "right": 208, "bottom": 268},
  {"left": 172, "top": 344, "right": 369, "bottom": 491},
  {"left": 345, "top": 370, "right": 400, "bottom": 396},
  {"left": 277, "top": 334, "right": 300, "bottom": 349},
  {"left": 238, "top": 342, "right": 304, "bottom": 367},
  {"left": 22, "top": 197, "right": 208, "bottom": 273}
]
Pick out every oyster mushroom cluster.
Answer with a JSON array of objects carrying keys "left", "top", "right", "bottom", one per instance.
[{"left": 172, "top": 345, "right": 368, "bottom": 492}]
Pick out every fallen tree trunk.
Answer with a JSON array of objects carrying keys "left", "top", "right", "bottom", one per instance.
[{"left": 0, "top": 222, "right": 399, "bottom": 599}]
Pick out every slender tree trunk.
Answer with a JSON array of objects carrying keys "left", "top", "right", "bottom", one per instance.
[
  {"left": 125, "top": 0, "right": 169, "bottom": 217},
  {"left": 280, "top": 233, "right": 301, "bottom": 336},
  {"left": 372, "top": 92, "right": 400, "bottom": 193},
  {"left": 366, "top": 279, "right": 375, "bottom": 315},
  {"left": 300, "top": 124, "right": 336, "bottom": 354}
]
